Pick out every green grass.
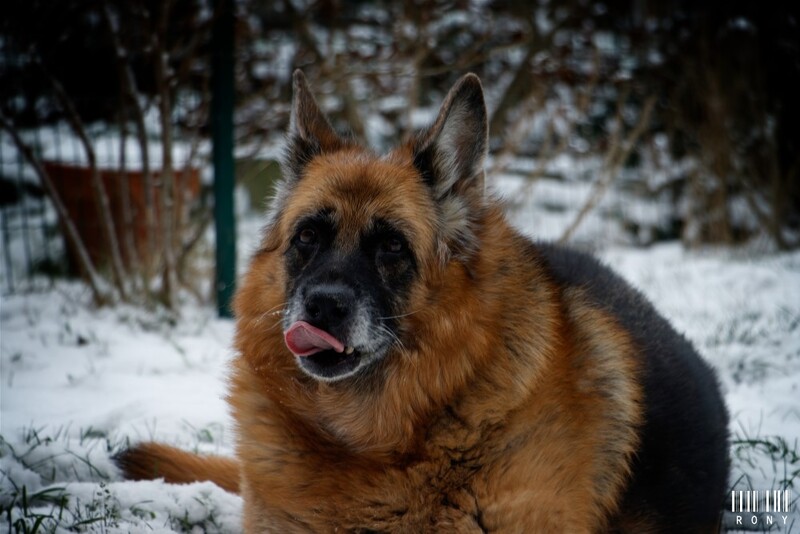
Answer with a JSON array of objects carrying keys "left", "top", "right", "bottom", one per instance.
[
  {"left": 3, "top": 423, "right": 798, "bottom": 532},
  {"left": 726, "top": 428, "right": 800, "bottom": 532},
  {"left": 0, "top": 427, "right": 125, "bottom": 532},
  {"left": 1, "top": 426, "right": 238, "bottom": 532}
]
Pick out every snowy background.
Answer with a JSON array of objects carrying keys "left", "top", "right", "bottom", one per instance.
[
  {"left": 1, "top": 1, "right": 799, "bottom": 531},
  {"left": 1, "top": 170, "right": 799, "bottom": 532}
]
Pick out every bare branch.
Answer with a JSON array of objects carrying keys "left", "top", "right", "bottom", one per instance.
[
  {"left": 154, "top": 0, "right": 178, "bottom": 308},
  {"left": 559, "top": 94, "right": 657, "bottom": 244},
  {"left": 0, "top": 111, "right": 111, "bottom": 305},
  {"left": 37, "top": 59, "right": 129, "bottom": 300},
  {"left": 102, "top": 1, "right": 158, "bottom": 282},
  {"left": 115, "top": 110, "right": 144, "bottom": 292},
  {"left": 499, "top": 51, "right": 602, "bottom": 204},
  {"left": 489, "top": 86, "right": 546, "bottom": 176},
  {"left": 177, "top": 209, "right": 213, "bottom": 278}
]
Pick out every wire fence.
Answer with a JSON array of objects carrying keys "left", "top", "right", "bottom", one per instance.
[
  {"left": 1, "top": 125, "right": 64, "bottom": 294},
  {"left": 0, "top": 113, "right": 213, "bottom": 297}
]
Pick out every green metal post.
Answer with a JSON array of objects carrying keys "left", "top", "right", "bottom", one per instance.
[{"left": 211, "top": 0, "right": 236, "bottom": 318}]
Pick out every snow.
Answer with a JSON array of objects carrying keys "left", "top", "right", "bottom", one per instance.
[
  {"left": 1, "top": 285, "right": 239, "bottom": 531},
  {"left": 3, "top": 223, "right": 799, "bottom": 531},
  {"left": 0, "top": 116, "right": 208, "bottom": 177},
  {"left": 1, "top": 285, "right": 235, "bottom": 447},
  {"left": 2, "top": 192, "right": 800, "bottom": 531}
]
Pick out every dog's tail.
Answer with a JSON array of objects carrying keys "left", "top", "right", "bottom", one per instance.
[{"left": 115, "top": 442, "right": 240, "bottom": 494}]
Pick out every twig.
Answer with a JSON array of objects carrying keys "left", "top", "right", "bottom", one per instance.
[
  {"left": 177, "top": 209, "right": 213, "bottom": 303},
  {"left": 116, "top": 99, "right": 143, "bottom": 294},
  {"left": 102, "top": 1, "right": 158, "bottom": 284},
  {"left": 489, "top": 86, "right": 545, "bottom": 176},
  {"left": 499, "top": 50, "right": 601, "bottom": 198},
  {"left": 0, "top": 112, "right": 110, "bottom": 305},
  {"left": 154, "top": 0, "right": 178, "bottom": 308},
  {"left": 37, "top": 58, "right": 129, "bottom": 300},
  {"left": 559, "top": 94, "right": 657, "bottom": 243}
]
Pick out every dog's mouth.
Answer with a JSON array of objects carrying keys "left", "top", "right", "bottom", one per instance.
[
  {"left": 284, "top": 321, "right": 361, "bottom": 380},
  {"left": 303, "top": 346, "right": 359, "bottom": 373}
]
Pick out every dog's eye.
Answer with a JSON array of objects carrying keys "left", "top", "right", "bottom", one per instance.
[
  {"left": 383, "top": 238, "right": 404, "bottom": 254},
  {"left": 298, "top": 227, "right": 317, "bottom": 245}
]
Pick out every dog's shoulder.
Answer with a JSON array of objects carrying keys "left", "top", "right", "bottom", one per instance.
[
  {"left": 530, "top": 240, "right": 729, "bottom": 528},
  {"left": 530, "top": 239, "right": 723, "bottom": 408},
  {"left": 531, "top": 241, "right": 690, "bottom": 362}
]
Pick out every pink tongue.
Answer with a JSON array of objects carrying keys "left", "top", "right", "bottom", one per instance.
[{"left": 284, "top": 321, "right": 345, "bottom": 357}]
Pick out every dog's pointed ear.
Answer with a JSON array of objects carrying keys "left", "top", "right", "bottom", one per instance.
[
  {"left": 411, "top": 74, "right": 488, "bottom": 262},
  {"left": 283, "top": 70, "right": 349, "bottom": 182},
  {"left": 412, "top": 74, "right": 488, "bottom": 200}
]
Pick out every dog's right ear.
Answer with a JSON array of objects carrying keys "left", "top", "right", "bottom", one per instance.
[
  {"left": 264, "top": 71, "right": 351, "bottom": 247},
  {"left": 283, "top": 70, "right": 350, "bottom": 182}
]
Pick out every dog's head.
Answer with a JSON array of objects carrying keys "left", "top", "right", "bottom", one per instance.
[{"left": 256, "top": 71, "right": 488, "bottom": 382}]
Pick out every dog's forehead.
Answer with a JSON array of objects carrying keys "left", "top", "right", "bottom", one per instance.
[{"left": 284, "top": 151, "right": 436, "bottom": 245}]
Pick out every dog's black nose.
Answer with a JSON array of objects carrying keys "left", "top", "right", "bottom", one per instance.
[{"left": 304, "top": 286, "right": 355, "bottom": 331}]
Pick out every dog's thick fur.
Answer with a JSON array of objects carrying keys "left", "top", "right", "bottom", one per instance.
[{"left": 118, "top": 72, "right": 729, "bottom": 532}]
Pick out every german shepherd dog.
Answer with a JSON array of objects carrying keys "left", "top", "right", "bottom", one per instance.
[{"left": 119, "top": 71, "right": 730, "bottom": 532}]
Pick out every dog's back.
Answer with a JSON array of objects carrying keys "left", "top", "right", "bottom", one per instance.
[{"left": 536, "top": 243, "right": 729, "bottom": 531}]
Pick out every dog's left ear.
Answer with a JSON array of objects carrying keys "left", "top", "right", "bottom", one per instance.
[
  {"left": 283, "top": 70, "right": 351, "bottom": 182},
  {"left": 412, "top": 74, "right": 488, "bottom": 201},
  {"left": 412, "top": 74, "right": 488, "bottom": 261}
]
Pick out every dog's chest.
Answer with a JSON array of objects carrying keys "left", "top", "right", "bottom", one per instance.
[
  {"left": 309, "top": 418, "right": 495, "bottom": 532},
  {"left": 326, "top": 446, "right": 489, "bottom": 532}
]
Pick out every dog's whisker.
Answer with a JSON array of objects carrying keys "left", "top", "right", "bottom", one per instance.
[
  {"left": 377, "top": 323, "right": 408, "bottom": 355},
  {"left": 378, "top": 310, "right": 421, "bottom": 321},
  {"left": 263, "top": 302, "right": 288, "bottom": 315},
  {"left": 254, "top": 303, "right": 288, "bottom": 327}
]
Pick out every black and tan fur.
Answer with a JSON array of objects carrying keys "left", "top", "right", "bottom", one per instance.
[{"left": 118, "top": 71, "right": 729, "bottom": 532}]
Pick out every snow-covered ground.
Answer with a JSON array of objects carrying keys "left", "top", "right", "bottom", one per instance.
[{"left": 2, "top": 184, "right": 799, "bottom": 531}]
